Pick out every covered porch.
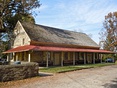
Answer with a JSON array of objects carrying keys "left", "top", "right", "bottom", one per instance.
[{"left": 3, "top": 45, "right": 114, "bottom": 67}]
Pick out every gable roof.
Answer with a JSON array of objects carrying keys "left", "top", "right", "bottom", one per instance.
[{"left": 20, "top": 22, "right": 99, "bottom": 48}]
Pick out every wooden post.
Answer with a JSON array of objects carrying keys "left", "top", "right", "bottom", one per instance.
[
  {"left": 68, "top": 52, "right": 70, "bottom": 60},
  {"left": 16, "top": 53, "right": 18, "bottom": 61},
  {"left": 99, "top": 54, "right": 102, "bottom": 63},
  {"left": 7, "top": 54, "right": 9, "bottom": 61},
  {"left": 12, "top": 53, "right": 15, "bottom": 62},
  {"left": 73, "top": 52, "right": 75, "bottom": 65},
  {"left": 97, "top": 53, "right": 98, "bottom": 59},
  {"left": 28, "top": 52, "right": 31, "bottom": 62},
  {"left": 93, "top": 53, "right": 95, "bottom": 64},
  {"left": 61, "top": 52, "right": 64, "bottom": 66},
  {"left": 84, "top": 53, "right": 86, "bottom": 64},
  {"left": 51, "top": 52, "right": 53, "bottom": 61},
  {"left": 46, "top": 52, "right": 49, "bottom": 68}
]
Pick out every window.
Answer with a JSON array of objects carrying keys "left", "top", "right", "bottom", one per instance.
[
  {"left": 79, "top": 53, "right": 84, "bottom": 60},
  {"left": 22, "top": 38, "right": 25, "bottom": 45},
  {"left": 75, "top": 52, "right": 79, "bottom": 60},
  {"left": 70, "top": 52, "right": 73, "bottom": 60},
  {"left": 64, "top": 52, "right": 68, "bottom": 60}
]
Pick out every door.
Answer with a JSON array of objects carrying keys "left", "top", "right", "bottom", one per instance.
[
  {"left": 87, "top": 53, "right": 92, "bottom": 64},
  {"left": 54, "top": 52, "right": 60, "bottom": 65}
]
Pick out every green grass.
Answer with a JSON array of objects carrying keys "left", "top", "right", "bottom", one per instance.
[{"left": 39, "top": 63, "right": 115, "bottom": 73}]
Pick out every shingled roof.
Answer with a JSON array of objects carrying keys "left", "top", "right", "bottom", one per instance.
[{"left": 21, "top": 22, "right": 99, "bottom": 48}]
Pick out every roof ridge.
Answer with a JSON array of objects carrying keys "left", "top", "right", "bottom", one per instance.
[{"left": 21, "top": 21, "right": 86, "bottom": 35}]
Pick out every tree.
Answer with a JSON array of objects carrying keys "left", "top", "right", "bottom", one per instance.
[
  {"left": 99, "top": 12, "right": 117, "bottom": 52},
  {"left": 0, "top": 0, "right": 40, "bottom": 58},
  {"left": 0, "top": 0, "right": 40, "bottom": 32}
]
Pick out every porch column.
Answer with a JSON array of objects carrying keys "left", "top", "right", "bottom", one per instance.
[
  {"left": 61, "top": 52, "right": 64, "bottom": 66},
  {"left": 46, "top": 52, "right": 49, "bottom": 67},
  {"left": 16, "top": 53, "right": 18, "bottom": 61},
  {"left": 84, "top": 53, "right": 86, "bottom": 64},
  {"left": 93, "top": 53, "right": 95, "bottom": 64},
  {"left": 73, "top": 52, "right": 75, "bottom": 65},
  {"left": 99, "top": 54, "right": 102, "bottom": 63},
  {"left": 68, "top": 52, "right": 70, "bottom": 60},
  {"left": 28, "top": 52, "right": 31, "bottom": 62},
  {"left": 7, "top": 54, "right": 9, "bottom": 62},
  {"left": 97, "top": 53, "right": 99, "bottom": 59},
  {"left": 12, "top": 53, "right": 15, "bottom": 62},
  {"left": 51, "top": 52, "right": 53, "bottom": 61}
]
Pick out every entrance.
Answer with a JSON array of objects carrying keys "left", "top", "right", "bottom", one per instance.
[
  {"left": 87, "top": 53, "right": 92, "bottom": 64},
  {"left": 54, "top": 52, "right": 60, "bottom": 65}
]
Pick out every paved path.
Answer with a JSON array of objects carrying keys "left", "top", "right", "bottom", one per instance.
[{"left": 2, "top": 65, "right": 117, "bottom": 88}]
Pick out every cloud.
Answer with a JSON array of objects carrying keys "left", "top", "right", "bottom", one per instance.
[{"left": 35, "top": 0, "right": 117, "bottom": 43}]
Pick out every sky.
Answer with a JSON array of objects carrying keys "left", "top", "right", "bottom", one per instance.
[{"left": 33, "top": 0, "right": 117, "bottom": 44}]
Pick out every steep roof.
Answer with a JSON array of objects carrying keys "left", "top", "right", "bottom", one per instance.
[{"left": 20, "top": 22, "right": 99, "bottom": 48}]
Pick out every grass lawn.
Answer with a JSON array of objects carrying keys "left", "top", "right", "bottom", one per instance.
[{"left": 39, "top": 63, "right": 115, "bottom": 73}]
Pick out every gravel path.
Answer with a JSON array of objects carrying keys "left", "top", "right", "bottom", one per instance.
[{"left": 1, "top": 65, "right": 117, "bottom": 88}]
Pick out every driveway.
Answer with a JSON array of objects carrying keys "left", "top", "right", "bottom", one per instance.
[{"left": 1, "top": 65, "right": 117, "bottom": 88}]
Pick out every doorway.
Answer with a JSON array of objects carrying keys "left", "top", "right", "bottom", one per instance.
[
  {"left": 87, "top": 53, "right": 92, "bottom": 64},
  {"left": 54, "top": 52, "right": 60, "bottom": 65},
  {"left": 54, "top": 52, "right": 61, "bottom": 65}
]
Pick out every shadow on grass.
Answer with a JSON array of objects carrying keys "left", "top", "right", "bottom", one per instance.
[{"left": 103, "top": 78, "right": 117, "bottom": 88}]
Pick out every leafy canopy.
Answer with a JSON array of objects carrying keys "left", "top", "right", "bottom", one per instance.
[
  {"left": 0, "top": 0, "right": 40, "bottom": 32},
  {"left": 0, "top": 0, "right": 40, "bottom": 58}
]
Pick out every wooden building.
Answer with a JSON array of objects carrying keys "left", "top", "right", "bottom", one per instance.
[{"left": 4, "top": 21, "right": 114, "bottom": 67}]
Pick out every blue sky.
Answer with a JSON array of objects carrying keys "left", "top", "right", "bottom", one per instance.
[{"left": 33, "top": 0, "right": 117, "bottom": 44}]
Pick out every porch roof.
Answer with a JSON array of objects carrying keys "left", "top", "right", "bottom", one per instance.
[{"left": 3, "top": 45, "right": 115, "bottom": 54}]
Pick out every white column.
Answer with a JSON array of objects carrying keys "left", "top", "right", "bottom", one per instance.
[
  {"left": 68, "top": 52, "right": 70, "bottom": 60},
  {"left": 100, "top": 54, "right": 102, "bottom": 63},
  {"left": 7, "top": 54, "right": 9, "bottom": 61},
  {"left": 51, "top": 52, "right": 53, "bottom": 61},
  {"left": 12, "top": 53, "right": 15, "bottom": 62},
  {"left": 84, "top": 53, "right": 86, "bottom": 64},
  {"left": 61, "top": 52, "right": 64, "bottom": 66},
  {"left": 46, "top": 52, "right": 48, "bottom": 67},
  {"left": 28, "top": 52, "right": 31, "bottom": 62},
  {"left": 93, "top": 53, "right": 95, "bottom": 64},
  {"left": 73, "top": 52, "right": 75, "bottom": 65},
  {"left": 97, "top": 53, "right": 98, "bottom": 59},
  {"left": 16, "top": 53, "right": 18, "bottom": 61}
]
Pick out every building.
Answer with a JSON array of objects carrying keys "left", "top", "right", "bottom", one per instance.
[{"left": 3, "top": 21, "right": 114, "bottom": 67}]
